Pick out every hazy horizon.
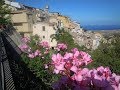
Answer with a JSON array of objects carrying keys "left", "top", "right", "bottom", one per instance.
[{"left": 82, "top": 25, "right": 120, "bottom": 30}]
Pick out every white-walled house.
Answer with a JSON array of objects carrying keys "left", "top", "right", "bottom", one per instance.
[{"left": 33, "top": 22, "right": 57, "bottom": 47}]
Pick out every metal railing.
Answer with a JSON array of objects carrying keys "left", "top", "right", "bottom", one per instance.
[
  {"left": 0, "top": 31, "right": 16, "bottom": 90},
  {"left": 0, "top": 31, "right": 49, "bottom": 90}
]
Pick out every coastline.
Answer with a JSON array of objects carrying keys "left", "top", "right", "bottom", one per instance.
[{"left": 89, "top": 29, "right": 120, "bottom": 36}]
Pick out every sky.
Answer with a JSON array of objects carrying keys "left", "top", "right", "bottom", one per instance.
[{"left": 16, "top": 0, "right": 120, "bottom": 26}]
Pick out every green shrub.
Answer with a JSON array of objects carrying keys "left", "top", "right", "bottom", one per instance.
[
  {"left": 89, "top": 35, "right": 120, "bottom": 74},
  {"left": 21, "top": 36, "right": 60, "bottom": 88}
]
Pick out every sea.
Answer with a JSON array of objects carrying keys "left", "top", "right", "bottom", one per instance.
[{"left": 82, "top": 25, "right": 120, "bottom": 30}]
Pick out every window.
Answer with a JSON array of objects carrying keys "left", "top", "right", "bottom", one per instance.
[
  {"left": 42, "top": 26, "right": 45, "bottom": 31},
  {"left": 43, "top": 36, "right": 45, "bottom": 38},
  {"left": 27, "top": 14, "right": 31, "bottom": 19},
  {"left": 14, "top": 23, "right": 22, "bottom": 26}
]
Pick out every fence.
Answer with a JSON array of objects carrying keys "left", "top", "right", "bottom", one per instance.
[{"left": 0, "top": 30, "right": 49, "bottom": 90}]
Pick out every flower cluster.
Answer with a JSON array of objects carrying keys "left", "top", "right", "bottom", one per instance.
[
  {"left": 46, "top": 46, "right": 120, "bottom": 90},
  {"left": 18, "top": 44, "right": 31, "bottom": 53},
  {"left": 52, "top": 66, "right": 120, "bottom": 90},
  {"left": 21, "top": 36, "right": 30, "bottom": 43},
  {"left": 19, "top": 37, "right": 50, "bottom": 59},
  {"left": 19, "top": 37, "right": 120, "bottom": 90},
  {"left": 38, "top": 41, "right": 50, "bottom": 49},
  {"left": 55, "top": 43, "right": 67, "bottom": 51},
  {"left": 51, "top": 48, "right": 92, "bottom": 74},
  {"left": 28, "top": 49, "right": 41, "bottom": 58}
]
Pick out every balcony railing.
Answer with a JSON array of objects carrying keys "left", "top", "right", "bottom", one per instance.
[{"left": 0, "top": 30, "right": 49, "bottom": 90}]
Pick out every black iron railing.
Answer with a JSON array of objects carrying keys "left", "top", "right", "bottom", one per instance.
[
  {"left": 0, "top": 31, "right": 49, "bottom": 90},
  {"left": 0, "top": 31, "right": 16, "bottom": 90}
]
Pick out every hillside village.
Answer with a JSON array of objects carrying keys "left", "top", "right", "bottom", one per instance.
[
  {"left": 1, "top": 0, "right": 120, "bottom": 90},
  {"left": 4, "top": 0, "right": 103, "bottom": 50}
]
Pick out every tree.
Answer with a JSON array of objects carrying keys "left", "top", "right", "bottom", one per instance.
[{"left": 0, "top": 0, "right": 11, "bottom": 29}]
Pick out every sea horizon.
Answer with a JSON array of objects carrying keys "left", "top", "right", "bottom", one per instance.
[{"left": 82, "top": 25, "right": 120, "bottom": 30}]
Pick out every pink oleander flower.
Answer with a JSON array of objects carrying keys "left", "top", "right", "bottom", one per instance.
[
  {"left": 21, "top": 36, "right": 30, "bottom": 43},
  {"left": 56, "top": 43, "right": 67, "bottom": 51},
  {"left": 34, "top": 50, "right": 41, "bottom": 57},
  {"left": 74, "top": 71, "right": 83, "bottom": 82},
  {"left": 55, "top": 62, "right": 65, "bottom": 70},
  {"left": 53, "top": 62, "right": 65, "bottom": 74},
  {"left": 70, "top": 66, "right": 78, "bottom": 73},
  {"left": 19, "top": 44, "right": 31, "bottom": 53},
  {"left": 73, "top": 50, "right": 80, "bottom": 58},
  {"left": 92, "top": 73, "right": 109, "bottom": 88},
  {"left": 28, "top": 53, "right": 35, "bottom": 58},
  {"left": 63, "top": 52, "right": 73, "bottom": 60},
  {"left": 52, "top": 53, "right": 63, "bottom": 62},
  {"left": 96, "top": 66, "right": 112, "bottom": 78},
  {"left": 53, "top": 69, "right": 60, "bottom": 74},
  {"left": 52, "top": 53, "right": 66, "bottom": 74},
  {"left": 108, "top": 73, "right": 120, "bottom": 90},
  {"left": 72, "top": 68, "right": 89, "bottom": 82},
  {"left": 81, "top": 68, "right": 89, "bottom": 75},
  {"left": 89, "top": 66, "right": 120, "bottom": 90},
  {"left": 39, "top": 41, "right": 50, "bottom": 48},
  {"left": 50, "top": 48, "right": 93, "bottom": 75},
  {"left": 45, "top": 46, "right": 120, "bottom": 90},
  {"left": 64, "top": 62, "right": 72, "bottom": 70},
  {"left": 71, "top": 48, "right": 79, "bottom": 53},
  {"left": 79, "top": 51, "right": 93, "bottom": 65}
]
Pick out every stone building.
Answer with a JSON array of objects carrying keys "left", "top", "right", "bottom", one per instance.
[
  {"left": 11, "top": 10, "right": 34, "bottom": 37},
  {"left": 32, "top": 6, "right": 61, "bottom": 47},
  {"left": 33, "top": 22, "right": 57, "bottom": 47}
]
